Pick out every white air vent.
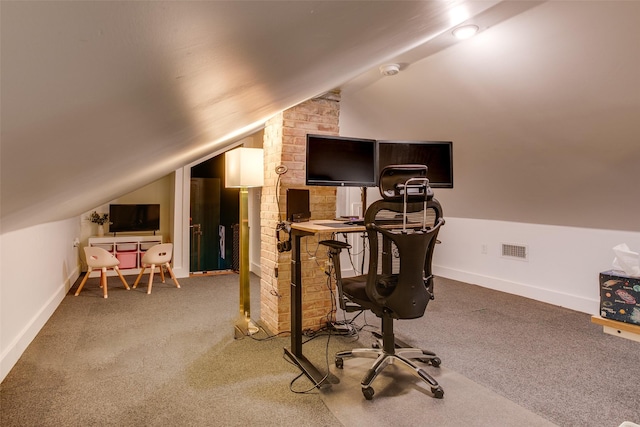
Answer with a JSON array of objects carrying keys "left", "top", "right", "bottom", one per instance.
[{"left": 501, "top": 243, "right": 528, "bottom": 260}]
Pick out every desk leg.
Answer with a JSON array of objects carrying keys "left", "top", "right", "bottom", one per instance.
[
  {"left": 284, "top": 229, "right": 328, "bottom": 388},
  {"left": 290, "top": 231, "right": 303, "bottom": 355}
]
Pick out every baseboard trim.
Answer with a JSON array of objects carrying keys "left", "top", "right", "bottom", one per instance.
[
  {"left": 172, "top": 266, "right": 190, "bottom": 279},
  {"left": 250, "top": 261, "right": 261, "bottom": 278},
  {"left": 433, "top": 264, "right": 599, "bottom": 315}
]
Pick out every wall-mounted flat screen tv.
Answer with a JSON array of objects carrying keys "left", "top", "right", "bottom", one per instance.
[
  {"left": 109, "top": 204, "right": 160, "bottom": 233},
  {"left": 377, "top": 140, "right": 453, "bottom": 188},
  {"left": 306, "top": 134, "right": 377, "bottom": 187}
]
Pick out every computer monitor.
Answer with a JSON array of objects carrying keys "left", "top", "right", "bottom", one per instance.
[
  {"left": 377, "top": 140, "right": 453, "bottom": 188},
  {"left": 306, "top": 134, "right": 378, "bottom": 187}
]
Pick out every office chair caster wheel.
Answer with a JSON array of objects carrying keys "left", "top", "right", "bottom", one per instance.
[
  {"left": 335, "top": 357, "right": 344, "bottom": 369},
  {"left": 431, "top": 386, "right": 444, "bottom": 399},
  {"left": 430, "top": 357, "right": 441, "bottom": 367},
  {"left": 362, "top": 386, "right": 375, "bottom": 400}
]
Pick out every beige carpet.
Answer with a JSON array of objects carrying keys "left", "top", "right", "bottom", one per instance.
[{"left": 320, "top": 357, "right": 557, "bottom": 427}]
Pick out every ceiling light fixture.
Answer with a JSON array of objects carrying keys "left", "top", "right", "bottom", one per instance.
[
  {"left": 379, "top": 63, "right": 400, "bottom": 76},
  {"left": 452, "top": 24, "right": 479, "bottom": 40}
]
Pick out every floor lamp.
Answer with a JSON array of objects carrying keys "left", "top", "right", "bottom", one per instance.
[{"left": 225, "top": 147, "right": 264, "bottom": 338}]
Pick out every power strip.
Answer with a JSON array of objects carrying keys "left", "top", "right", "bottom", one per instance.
[{"left": 329, "top": 323, "right": 352, "bottom": 334}]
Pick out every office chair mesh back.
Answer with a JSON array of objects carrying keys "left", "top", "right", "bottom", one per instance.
[
  {"left": 373, "top": 207, "right": 439, "bottom": 282},
  {"left": 362, "top": 200, "right": 443, "bottom": 320},
  {"left": 334, "top": 165, "right": 446, "bottom": 400}
]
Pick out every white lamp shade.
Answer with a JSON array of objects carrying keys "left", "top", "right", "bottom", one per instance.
[{"left": 225, "top": 147, "right": 264, "bottom": 188}]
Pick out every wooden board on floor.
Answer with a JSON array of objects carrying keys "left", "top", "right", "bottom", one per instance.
[{"left": 591, "top": 316, "right": 640, "bottom": 342}]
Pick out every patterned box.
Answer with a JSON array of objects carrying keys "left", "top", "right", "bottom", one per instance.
[{"left": 599, "top": 270, "right": 640, "bottom": 325}]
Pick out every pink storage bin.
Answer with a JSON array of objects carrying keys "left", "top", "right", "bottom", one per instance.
[{"left": 116, "top": 252, "right": 137, "bottom": 269}]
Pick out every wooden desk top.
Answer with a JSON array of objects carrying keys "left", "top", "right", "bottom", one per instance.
[
  {"left": 290, "top": 219, "right": 434, "bottom": 234},
  {"left": 290, "top": 220, "right": 365, "bottom": 234}
]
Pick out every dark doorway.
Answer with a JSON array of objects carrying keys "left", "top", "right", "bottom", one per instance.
[{"left": 190, "top": 154, "right": 239, "bottom": 273}]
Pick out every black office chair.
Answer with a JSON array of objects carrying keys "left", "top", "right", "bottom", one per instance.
[{"left": 330, "top": 165, "right": 445, "bottom": 400}]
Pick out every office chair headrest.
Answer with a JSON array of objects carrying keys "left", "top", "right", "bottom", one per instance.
[{"left": 379, "top": 164, "right": 434, "bottom": 202}]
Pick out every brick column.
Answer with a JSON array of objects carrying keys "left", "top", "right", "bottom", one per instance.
[{"left": 260, "top": 91, "right": 341, "bottom": 334}]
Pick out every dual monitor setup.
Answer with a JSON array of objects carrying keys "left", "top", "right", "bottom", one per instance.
[
  {"left": 306, "top": 134, "right": 453, "bottom": 189},
  {"left": 109, "top": 135, "right": 453, "bottom": 231},
  {"left": 286, "top": 134, "right": 454, "bottom": 222}
]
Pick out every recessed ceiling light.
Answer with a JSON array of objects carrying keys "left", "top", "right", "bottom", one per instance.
[
  {"left": 379, "top": 64, "right": 400, "bottom": 76},
  {"left": 452, "top": 24, "right": 479, "bottom": 40}
]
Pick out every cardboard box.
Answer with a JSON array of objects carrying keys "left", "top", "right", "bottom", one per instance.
[{"left": 599, "top": 270, "right": 640, "bottom": 325}]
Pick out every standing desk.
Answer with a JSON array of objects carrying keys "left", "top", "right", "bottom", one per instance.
[{"left": 284, "top": 220, "right": 364, "bottom": 387}]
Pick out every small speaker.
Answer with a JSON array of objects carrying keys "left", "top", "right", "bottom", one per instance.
[{"left": 286, "top": 189, "right": 310, "bottom": 223}]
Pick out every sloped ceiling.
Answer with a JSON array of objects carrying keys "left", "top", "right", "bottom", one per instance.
[
  {"left": 340, "top": 1, "right": 640, "bottom": 231},
  {"left": 1, "top": 0, "right": 539, "bottom": 233}
]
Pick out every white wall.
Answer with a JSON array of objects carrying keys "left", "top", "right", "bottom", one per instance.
[
  {"left": 337, "top": 187, "right": 640, "bottom": 315},
  {"left": 433, "top": 218, "right": 640, "bottom": 314},
  {"left": 1, "top": 218, "right": 81, "bottom": 381}
]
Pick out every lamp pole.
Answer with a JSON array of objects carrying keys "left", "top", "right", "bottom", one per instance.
[
  {"left": 238, "top": 187, "right": 250, "bottom": 318},
  {"left": 225, "top": 146, "right": 263, "bottom": 338}
]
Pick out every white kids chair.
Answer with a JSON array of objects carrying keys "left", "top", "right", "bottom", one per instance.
[
  {"left": 133, "top": 243, "right": 180, "bottom": 294},
  {"left": 75, "top": 246, "right": 131, "bottom": 298}
]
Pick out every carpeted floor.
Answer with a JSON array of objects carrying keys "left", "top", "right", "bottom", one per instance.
[
  {"left": 1, "top": 272, "right": 639, "bottom": 426},
  {"left": 321, "top": 358, "right": 555, "bottom": 426}
]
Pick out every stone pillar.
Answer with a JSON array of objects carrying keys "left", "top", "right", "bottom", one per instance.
[{"left": 260, "top": 91, "right": 341, "bottom": 334}]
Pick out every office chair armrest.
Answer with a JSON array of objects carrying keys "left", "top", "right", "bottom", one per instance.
[{"left": 319, "top": 240, "right": 352, "bottom": 251}]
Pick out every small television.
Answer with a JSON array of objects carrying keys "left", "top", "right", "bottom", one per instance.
[
  {"left": 306, "top": 134, "right": 377, "bottom": 187},
  {"left": 377, "top": 140, "right": 453, "bottom": 188},
  {"left": 109, "top": 204, "right": 160, "bottom": 233}
]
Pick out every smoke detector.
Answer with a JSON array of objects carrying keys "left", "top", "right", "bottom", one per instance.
[
  {"left": 379, "top": 63, "right": 400, "bottom": 76},
  {"left": 453, "top": 24, "right": 479, "bottom": 40}
]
